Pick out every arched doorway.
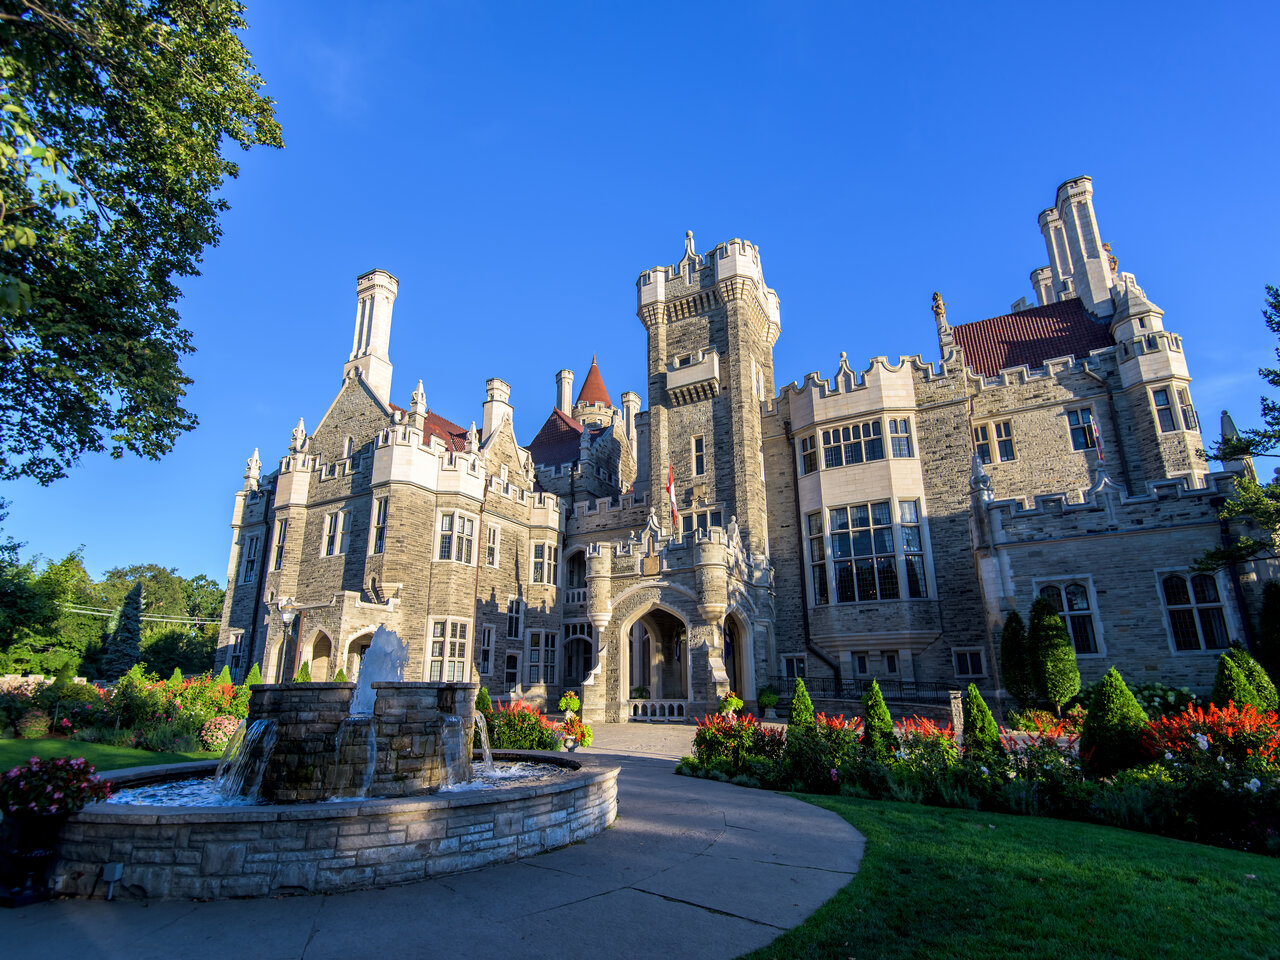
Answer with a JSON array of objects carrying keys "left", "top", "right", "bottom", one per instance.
[
  {"left": 628, "top": 608, "right": 688, "bottom": 701},
  {"left": 566, "top": 551, "right": 587, "bottom": 599},
  {"left": 346, "top": 634, "right": 372, "bottom": 681},
  {"left": 564, "top": 622, "right": 594, "bottom": 685},
  {"left": 724, "top": 617, "right": 743, "bottom": 696},
  {"left": 310, "top": 633, "right": 332, "bottom": 681}
]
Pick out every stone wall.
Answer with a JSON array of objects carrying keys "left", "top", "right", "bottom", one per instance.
[{"left": 54, "top": 754, "right": 618, "bottom": 900}]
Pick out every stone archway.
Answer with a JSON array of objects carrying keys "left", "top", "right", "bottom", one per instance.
[
  {"left": 310, "top": 632, "right": 332, "bottom": 681},
  {"left": 345, "top": 634, "right": 373, "bottom": 681}
]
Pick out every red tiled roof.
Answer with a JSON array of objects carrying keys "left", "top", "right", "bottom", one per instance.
[
  {"left": 576, "top": 356, "right": 611, "bottom": 407},
  {"left": 951, "top": 299, "right": 1113, "bottom": 379},
  {"left": 423, "top": 410, "right": 468, "bottom": 451},
  {"left": 528, "top": 408, "right": 584, "bottom": 465}
]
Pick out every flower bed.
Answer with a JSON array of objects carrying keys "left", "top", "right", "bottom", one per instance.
[{"left": 677, "top": 702, "right": 1280, "bottom": 856}]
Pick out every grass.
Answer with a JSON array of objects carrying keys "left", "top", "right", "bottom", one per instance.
[
  {"left": 0, "top": 738, "right": 216, "bottom": 772},
  {"left": 742, "top": 795, "right": 1280, "bottom": 960}
]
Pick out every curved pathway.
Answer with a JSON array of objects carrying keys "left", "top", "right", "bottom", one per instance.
[{"left": 1, "top": 724, "right": 865, "bottom": 960}]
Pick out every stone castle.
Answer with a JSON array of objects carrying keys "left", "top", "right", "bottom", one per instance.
[{"left": 214, "top": 177, "right": 1266, "bottom": 720}]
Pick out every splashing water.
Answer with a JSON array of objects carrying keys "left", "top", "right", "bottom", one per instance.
[
  {"left": 215, "top": 718, "right": 279, "bottom": 800},
  {"left": 474, "top": 711, "right": 495, "bottom": 773},
  {"left": 350, "top": 625, "right": 409, "bottom": 716}
]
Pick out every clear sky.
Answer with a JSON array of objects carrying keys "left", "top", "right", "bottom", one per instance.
[{"left": 4, "top": 1, "right": 1279, "bottom": 582}]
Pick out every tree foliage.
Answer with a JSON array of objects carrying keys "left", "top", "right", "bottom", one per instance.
[
  {"left": 1209, "top": 654, "right": 1264, "bottom": 712},
  {"left": 998, "top": 610, "right": 1034, "bottom": 708},
  {"left": 961, "top": 683, "right": 1001, "bottom": 757},
  {"left": 1223, "top": 646, "right": 1277, "bottom": 712},
  {"left": 861, "top": 679, "right": 894, "bottom": 761},
  {"left": 788, "top": 676, "right": 815, "bottom": 728},
  {"left": 101, "top": 579, "right": 142, "bottom": 678},
  {"left": 1027, "top": 596, "right": 1081, "bottom": 715},
  {"left": 0, "top": 0, "right": 282, "bottom": 484},
  {"left": 1079, "top": 667, "right": 1149, "bottom": 777}
]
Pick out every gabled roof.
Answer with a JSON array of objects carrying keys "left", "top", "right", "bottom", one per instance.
[
  {"left": 951, "top": 299, "right": 1113, "bottom": 379},
  {"left": 528, "top": 408, "right": 585, "bottom": 466},
  {"left": 576, "top": 356, "right": 611, "bottom": 407}
]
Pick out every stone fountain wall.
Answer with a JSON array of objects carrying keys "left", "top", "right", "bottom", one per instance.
[{"left": 246, "top": 681, "right": 477, "bottom": 803}]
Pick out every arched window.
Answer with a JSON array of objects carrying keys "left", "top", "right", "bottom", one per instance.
[
  {"left": 1038, "top": 582, "right": 1098, "bottom": 654},
  {"left": 1162, "top": 574, "right": 1230, "bottom": 651}
]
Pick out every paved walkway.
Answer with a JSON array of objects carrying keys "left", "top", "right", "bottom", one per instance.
[{"left": 1, "top": 723, "right": 865, "bottom": 960}]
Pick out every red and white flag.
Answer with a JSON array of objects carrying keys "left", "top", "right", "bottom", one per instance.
[
  {"left": 1093, "top": 423, "right": 1106, "bottom": 463},
  {"left": 666, "top": 463, "right": 678, "bottom": 530}
]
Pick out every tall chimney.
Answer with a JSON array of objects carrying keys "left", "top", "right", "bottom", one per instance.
[
  {"left": 343, "top": 269, "right": 398, "bottom": 404},
  {"left": 556, "top": 369, "right": 574, "bottom": 415},
  {"left": 483, "top": 378, "right": 512, "bottom": 439}
]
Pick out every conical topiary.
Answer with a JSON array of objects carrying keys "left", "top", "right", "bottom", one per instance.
[
  {"left": 293, "top": 661, "right": 311, "bottom": 683},
  {"left": 961, "top": 683, "right": 1001, "bottom": 756},
  {"left": 102, "top": 582, "right": 143, "bottom": 679},
  {"left": 788, "top": 677, "right": 815, "bottom": 728},
  {"left": 1079, "top": 667, "right": 1149, "bottom": 777},
  {"left": 475, "top": 684, "right": 493, "bottom": 718},
  {"left": 1027, "top": 596, "right": 1081, "bottom": 715},
  {"left": 861, "top": 679, "right": 894, "bottom": 761},
  {"left": 1256, "top": 580, "right": 1280, "bottom": 688},
  {"left": 999, "top": 610, "right": 1035, "bottom": 708},
  {"left": 1224, "top": 647, "right": 1277, "bottom": 712},
  {"left": 244, "top": 661, "right": 262, "bottom": 686},
  {"left": 168, "top": 666, "right": 184, "bottom": 687},
  {"left": 1210, "top": 654, "right": 1264, "bottom": 711},
  {"left": 333, "top": 667, "right": 348, "bottom": 683},
  {"left": 214, "top": 665, "right": 232, "bottom": 687}
]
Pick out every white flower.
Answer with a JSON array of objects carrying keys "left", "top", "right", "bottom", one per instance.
[
  {"left": 1007, "top": 770, "right": 1016, "bottom": 779},
  {"left": 1245, "top": 778, "right": 1261, "bottom": 792},
  {"left": 980, "top": 766, "right": 989, "bottom": 776},
  {"left": 1164, "top": 752, "right": 1173, "bottom": 761},
  {"left": 1217, "top": 755, "right": 1226, "bottom": 763},
  {"left": 1167, "top": 693, "right": 1176, "bottom": 703},
  {"left": 1195, "top": 734, "right": 1209, "bottom": 751},
  {"left": 1223, "top": 780, "right": 1230, "bottom": 789}
]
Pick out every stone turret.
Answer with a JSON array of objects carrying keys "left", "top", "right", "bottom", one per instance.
[
  {"left": 1033, "top": 177, "right": 1115, "bottom": 317},
  {"left": 343, "top": 269, "right": 398, "bottom": 404}
]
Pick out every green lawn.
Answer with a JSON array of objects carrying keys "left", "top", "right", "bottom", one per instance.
[
  {"left": 743, "top": 795, "right": 1280, "bottom": 960},
  {"left": 0, "top": 738, "right": 216, "bottom": 772}
]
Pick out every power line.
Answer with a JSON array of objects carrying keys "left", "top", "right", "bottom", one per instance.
[{"left": 59, "top": 603, "right": 221, "bottom": 626}]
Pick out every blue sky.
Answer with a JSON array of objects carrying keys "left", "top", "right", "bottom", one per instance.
[{"left": 5, "top": 1, "right": 1279, "bottom": 581}]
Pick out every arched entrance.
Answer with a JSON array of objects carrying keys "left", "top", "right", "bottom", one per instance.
[
  {"left": 563, "top": 623, "right": 594, "bottom": 685},
  {"left": 723, "top": 617, "right": 744, "bottom": 696},
  {"left": 626, "top": 608, "right": 688, "bottom": 716},
  {"left": 345, "top": 634, "right": 372, "bottom": 681},
  {"left": 310, "top": 633, "right": 332, "bottom": 681}
]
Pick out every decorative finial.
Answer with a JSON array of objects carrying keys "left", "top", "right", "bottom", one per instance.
[
  {"left": 931, "top": 292, "right": 947, "bottom": 329},
  {"left": 291, "top": 418, "right": 307, "bottom": 453},
  {"left": 466, "top": 420, "right": 479, "bottom": 452},
  {"left": 683, "top": 230, "right": 696, "bottom": 260},
  {"left": 1102, "top": 242, "right": 1117, "bottom": 273},
  {"left": 244, "top": 447, "right": 261, "bottom": 490},
  {"left": 969, "top": 452, "right": 993, "bottom": 501},
  {"left": 411, "top": 379, "right": 427, "bottom": 415}
]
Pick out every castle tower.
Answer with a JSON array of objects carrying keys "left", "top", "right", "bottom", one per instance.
[
  {"left": 637, "top": 232, "right": 779, "bottom": 554},
  {"left": 572, "top": 356, "right": 614, "bottom": 427},
  {"left": 343, "top": 269, "right": 399, "bottom": 403},
  {"left": 1033, "top": 177, "right": 1115, "bottom": 317}
]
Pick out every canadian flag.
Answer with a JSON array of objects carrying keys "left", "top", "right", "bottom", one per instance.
[
  {"left": 666, "top": 463, "right": 678, "bottom": 530},
  {"left": 1093, "top": 422, "right": 1106, "bottom": 463}
]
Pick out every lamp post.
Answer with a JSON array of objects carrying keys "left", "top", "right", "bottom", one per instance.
[{"left": 279, "top": 598, "right": 299, "bottom": 682}]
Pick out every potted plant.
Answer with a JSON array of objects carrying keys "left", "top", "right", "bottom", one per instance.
[
  {"left": 1, "top": 756, "right": 112, "bottom": 906},
  {"left": 758, "top": 685, "right": 779, "bottom": 720},
  {"left": 719, "top": 690, "right": 744, "bottom": 718},
  {"left": 558, "top": 692, "right": 592, "bottom": 751}
]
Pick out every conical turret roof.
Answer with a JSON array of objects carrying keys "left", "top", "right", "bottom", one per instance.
[{"left": 575, "top": 356, "right": 611, "bottom": 407}]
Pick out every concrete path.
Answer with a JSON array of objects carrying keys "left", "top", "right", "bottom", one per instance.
[{"left": 0, "top": 723, "right": 865, "bottom": 960}]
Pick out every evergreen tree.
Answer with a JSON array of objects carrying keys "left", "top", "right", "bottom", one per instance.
[
  {"left": 1224, "top": 647, "right": 1278, "bottom": 712},
  {"left": 1256, "top": 580, "right": 1280, "bottom": 686},
  {"left": 214, "top": 665, "right": 232, "bottom": 687},
  {"left": 788, "top": 677, "right": 815, "bottom": 728},
  {"left": 1210, "top": 654, "right": 1265, "bottom": 711},
  {"left": 101, "top": 581, "right": 143, "bottom": 679},
  {"left": 1079, "top": 667, "right": 1149, "bottom": 777},
  {"left": 333, "top": 667, "right": 348, "bottom": 683},
  {"left": 999, "top": 610, "right": 1034, "bottom": 708},
  {"left": 1027, "top": 596, "right": 1081, "bottom": 715},
  {"left": 961, "top": 683, "right": 1002, "bottom": 756},
  {"left": 475, "top": 684, "right": 493, "bottom": 718},
  {"left": 244, "top": 662, "right": 262, "bottom": 687},
  {"left": 293, "top": 661, "right": 311, "bottom": 683},
  {"left": 167, "top": 666, "right": 183, "bottom": 687},
  {"left": 861, "top": 679, "right": 894, "bottom": 761}
]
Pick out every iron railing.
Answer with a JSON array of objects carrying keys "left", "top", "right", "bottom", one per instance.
[{"left": 766, "top": 676, "right": 956, "bottom": 705}]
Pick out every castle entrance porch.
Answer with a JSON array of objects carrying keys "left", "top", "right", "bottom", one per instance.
[
  {"left": 345, "top": 634, "right": 372, "bottom": 681},
  {"left": 626, "top": 608, "right": 689, "bottom": 720}
]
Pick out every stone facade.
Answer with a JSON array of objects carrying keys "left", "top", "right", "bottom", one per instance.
[{"left": 216, "top": 177, "right": 1269, "bottom": 716}]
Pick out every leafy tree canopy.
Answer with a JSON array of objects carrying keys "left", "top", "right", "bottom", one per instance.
[{"left": 0, "top": 0, "right": 282, "bottom": 484}]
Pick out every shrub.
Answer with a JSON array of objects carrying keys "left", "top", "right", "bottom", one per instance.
[
  {"left": 1079, "top": 667, "right": 1149, "bottom": 777},
  {"left": 16, "top": 707, "right": 50, "bottom": 738},
  {"left": 695, "top": 713, "right": 758, "bottom": 768},
  {"left": 135, "top": 721, "right": 199, "bottom": 753},
  {"left": 214, "top": 665, "right": 232, "bottom": 686},
  {"left": 200, "top": 715, "right": 242, "bottom": 752},
  {"left": 0, "top": 756, "right": 112, "bottom": 814},
  {"left": 788, "top": 677, "right": 815, "bottom": 728},
  {"left": 244, "top": 662, "right": 263, "bottom": 686},
  {"left": 861, "top": 679, "right": 894, "bottom": 761},
  {"left": 961, "top": 684, "right": 1001, "bottom": 756},
  {"left": 1027, "top": 596, "right": 1081, "bottom": 714},
  {"left": 293, "top": 661, "right": 311, "bottom": 683},
  {"left": 333, "top": 668, "right": 348, "bottom": 683},
  {"left": 1143, "top": 701, "right": 1280, "bottom": 775},
  {"left": 758, "top": 685, "right": 779, "bottom": 711},
  {"left": 1130, "top": 682, "right": 1197, "bottom": 718},
  {"left": 999, "top": 610, "right": 1035, "bottom": 708},
  {"left": 1210, "top": 654, "right": 1265, "bottom": 711},
  {"left": 476, "top": 685, "right": 492, "bottom": 717},
  {"left": 487, "top": 700, "right": 561, "bottom": 750},
  {"left": 1224, "top": 647, "right": 1278, "bottom": 712}
]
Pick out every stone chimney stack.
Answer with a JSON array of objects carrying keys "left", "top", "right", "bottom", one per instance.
[
  {"left": 621, "top": 391, "right": 641, "bottom": 457},
  {"left": 483, "top": 378, "right": 512, "bottom": 439},
  {"left": 556, "top": 369, "right": 574, "bottom": 415},
  {"left": 343, "top": 269, "right": 399, "bottom": 404}
]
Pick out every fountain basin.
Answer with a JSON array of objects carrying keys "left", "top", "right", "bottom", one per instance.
[{"left": 50, "top": 752, "right": 618, "bottom": 900}]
